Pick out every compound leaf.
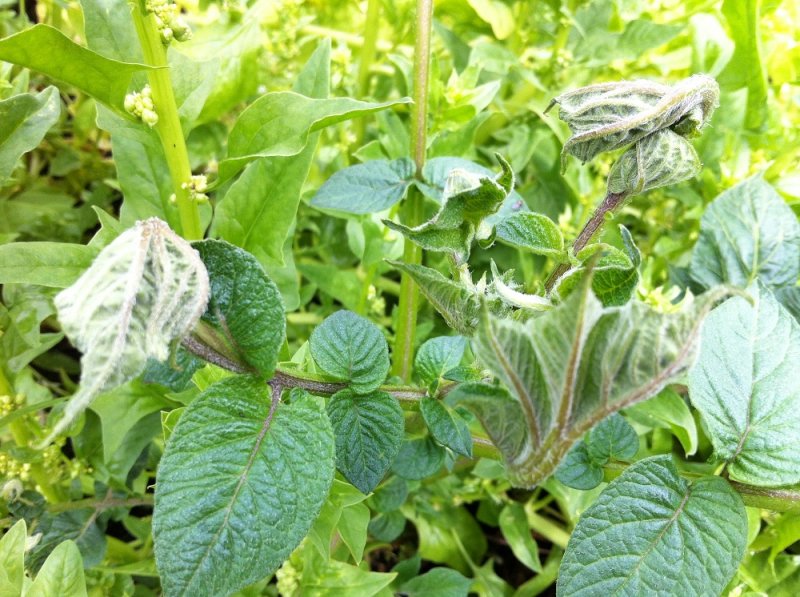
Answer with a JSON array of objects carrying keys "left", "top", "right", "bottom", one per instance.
[
  {"left": 153, "top": 377, "right": 334, "bottom": 596},
  {"left": 688, "top": 285, "right": 800, "bottom": 486},
  {"left": 327, "top": 389, "right": 404, "bottom": 494},
  {"left": 557, "top": 456, "right": 747, "bottom": 597}
]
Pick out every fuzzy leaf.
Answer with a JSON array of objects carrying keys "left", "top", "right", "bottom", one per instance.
[
  {"left": 688, "top": 286, "right": 800, "bottom": 486},
  {"left": 606, "top": 129, "right": 701, "bottom": 195},
  {"left": 689, "top": 176, "right": 800, "bottom": 290},
  {"left": 327, "top": 389, "right": 404, "bottom": 494},
  {"left": 384, "top": 156, "right": 513, "bottom": 258},
  {"left": 49, "top": 219, "right": 209, "bottom": 441},
  {"left": 28, "top": 540, "right": 87, "bottom": 597},
  {"left": 495, "top": 212, "right": 565, "bottom": 258},
  {"left": 549, "top": 75, "right": 718, "bottom": 170},
  {"left": 153, "top": 378, "right": 334, "bottom": 596},
  {"left": 420, "top": 396, "right": 473, "bottom": 457},
  {"left": 193, "top": 240, "right": 285, "bottom": 377},
  {"left": 469, "top": 278, "right": 711, "bottom": 487},
  {"left": 311, "top": 158, "right": 415, "bottom": 214},
  {"left": 0, "top": 24, "right": 154, "bottom": 114},
  {"left": 0, "top": 87, "right": 60, "bottom": 184},
  {"left": 310, "top": 310, "right": 390, "bottom": 394},
  {"left": 557, "top": 456, "right": 747, "bottom": 596}
]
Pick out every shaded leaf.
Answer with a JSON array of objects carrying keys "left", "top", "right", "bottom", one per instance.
[
  {"left": 311, "top": 158, "right": 415, "bottom": 214},
  {"left": 585, "top": 413, "right": 638, "bottom": 464},
  {"left": 415, "top": 335, "right": 467, "bottom": 389},
  {"left": 554, "top": 441, "right": 604, "bottom": 491},
  {"left": 499, "top": 503, "right": 541, "bottom": 573},
  {"left": 0, "top": 87, "right": 60, "bottom": 184},
  {"left": 420, "top": 396, "right": 473, "bottom": 458},
  {"left": 392, "top": 437, "right": 446, "bottom": 480},
  {"left": 400, "top": 566, "right": 472, "bottom": 597}
]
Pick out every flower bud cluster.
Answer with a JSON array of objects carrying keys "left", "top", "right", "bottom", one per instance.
[
  {"left": 0, "top": 453, "right": 32, "bottom": 481},
  {"left": 173, "top": 174, "right": 209, "bottom": 203},
  {"left": 124, "top": 85, "right": 159, "bottom": 127},
  {"left": 0, "top": 393, "right": 24, "bottom": 416},
  {"left": 145, "top": 0, "right": 192, "bottom": 45}
]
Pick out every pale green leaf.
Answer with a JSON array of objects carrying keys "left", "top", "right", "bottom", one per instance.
[
  {"left": 626, "top": 388, "right": 698, "bottom": 456},
  {"left": 420, "top": 396, "right": 473, "bottom": 458},
  {"left": 0, "top": 242, "right": 95, "bottom": 288},
  {"left": 153, "top": 378, "right": 335, "bottom": 596},
  {"left": 48, "top": 219, "right": 209, "bottom": 442},
  {"left": 310, "top": 310, "right": 390, "bottom": 394},
  {"left": 338, "top": 502, "right": 370, "bottom": 562},
  {"left": 310, "top": 158, "right": 415, "bottom": 214},
  {"left": 467, "top": 0, "right": 514, "bottom": 39},
  {"left": 499, "top": 503, "right": 541, "bottom": 573},
  {"left": 400, "top": 567, "right": 472, "bottom": 597},
  {"left": 470, "top": 280, "right": 711, "bottom": 487},
  {"left": 0, "top": 87, "right": 60, "bottom": 184},
  {"left": 327, "top": 389, "right": 404, "bottom": 494},
  {"left": 28, "top": 540, "right": 87, "bottom": 597},
  {"left": 218, "top": 94, "right": 411, "bottom": 183},
  {"left": 689, "top": 176, "right": 800, "bottom": 290},
  {"left": 302, "top": 558, "right": 396, "bottom": 596},
  {"left": 0, "top": 519, "right": 25, "bottom": 596},
  {"left": 193, "top": 240, "right": 285, "bottom": 377},
  {"left": 688, "top": 286, "right": 800, "bottom": 485},
  {"left": 0, "top": 24, "right": 153, "bottom": 114},
  {"left": 557, "top": 456, "right": 747, "bottom": 597},
  {"left": 495, "top": 212, "right": 564, "bottom": 258}
]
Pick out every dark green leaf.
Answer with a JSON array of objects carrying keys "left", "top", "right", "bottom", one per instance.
[
  {"left": 194, "top": 240, "right": 286, "bottom": 377},
  {"left": 29, "top": 510, "right": 106, "bottom": 572},
  {"left": 153, "top": 377, "right": 334, "bottom": 596},
  {"left": 689, "top": 176, "right": 800, "bottom": 290},
  {"left": 368, "top": 511, "right": 406, "bottom": 542},
  {"left": 369, "top": 476, "right": 408, "bottom": 513},
  {"left": 327, "top": 389, "right": 404, "bottom": 494},
  {"left": 585, "top": 413, "right": 638, "bottom": 464},
  {"left": 554, "top": 441, "right": 604, "bottom": 491},
  {"left": 557, "top": 456, "right": 747, "bottom": 597},
  {"left": 392, "top": 437, "right": 446, "bottom": 480},
  {"left": 688, "top": 286, "right": 800, "bottom": 485},
  {"left": 310, "top": 310, "right": 390, "bottom": 394},
  {"left": 414, "top": 335, "right": 467, "bottom": 388},
  {"left": 420, "top": 396, "right": 473, "bottom": 458},
  {"left": 0, "top": 25, "right": 153, "bottom": 114},
  {"left": 311, "top": 158, "right": 415, "bottom": 214}
]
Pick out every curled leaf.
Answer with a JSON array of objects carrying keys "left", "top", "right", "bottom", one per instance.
[
  {"left": 48, "top": 218, "right": 209, "bottom": 442},
  {"left": 549, "top": 74, "right": 719, "bottom": 172}
]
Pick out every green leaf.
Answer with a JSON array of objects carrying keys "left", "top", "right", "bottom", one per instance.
[
  {"left": 688, "top": 285, "right": 800, "bottom": 486},
  {"left": 153, "top": 377, "right": 335, "bottom": 596},
  {"left": 469, "top": 278, "right": 711, "bottom": 487},
  {"left": 0, "top": 242, "right": 95, "bottom": 287},
  {"left": 338, "top": 502, "right": 370, "bottom": 562},
  {"left": 0, "top": 519, "right": 25, "bottom": 596},
  {"left": 554, "top": 441, "right": 604, "bottom": 491},
  {"left": 302, "top": 557, "right": 396, "bottom": 596},
  {"left": 384, "top": 157, "right": 513, "bottom": 258},
  {"left": 626, "top": 388, "right": 698, "bottom": 456},
  {"left": 689, "top": 176, "right": 800, "bottom": 290},
  {"left": 392, "top": 436, "right": 446, "bottom": 480},
  {"left": 499, "top": 503, "right": 541, "bottom": 573},
  {"left": 414, "top": 335, "right": 467, "bottom": 389},
  {"left": 28, "top": 540, "right": 87, "bottom": 597},
  {"left": 213, "top": 40, "right": 331, "bottom": 267},
  {"left": 606, "top": 129, "right": 701, "bottom": 195},
  {"left": 585, "top": 413, "right": 638, "bottom": 464},
  {"left": 369, "top": 476, "right": 408, "bottom": 513},
  {"left": 0, "top": 25, "right": 153, "bottom": 114},
  {"left": 400, "top": 567, "right": 472, "bottom": 597},
  {"left": 218, "top": 94, "right": 411, "bottom": 183},
  {"left": 0, "top": 87, "right": 60, "bottom": 184},
  {"left": 193, "top": 240, "right": 285, "bottom": 376},
  {"left": 310, "top": 310, "right": 390, "bottom": 394},
  {"left": 327, "top": 389, "right": 404, "bottom": 494},
  {"left": 28, "top": 509, "right": 107, "bottom": 571},
  {"left": 495, "top": 212, "right": 564, "bottom": 258},
  {"left": 557, "top": 456, "right": 747, "bottom": 597},
  {"left": 420, "top": 396, "right": 473, "bottom": 458},
  {"left": 368, "top": 511, "right": 406, "bottom": 542},
  {"left": 310, "top": 158, "right": 415, "bottom": 214},
  {"left": 48, "top": 219, "right": 209, "bottom": 442}
]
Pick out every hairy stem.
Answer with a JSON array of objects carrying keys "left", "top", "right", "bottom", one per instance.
[
  {"left": 391, "top": 0, "right": 433, "bottom": 380},
  {"left": 545, "top": 191, "right": 628, "bottom": 292},
  {"left": 131, "top": 2, "right": 202, "bottom": 240}
]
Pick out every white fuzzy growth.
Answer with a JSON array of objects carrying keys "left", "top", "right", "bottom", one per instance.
[
  {"left": 45, "top": 218, "right": 209, "bottom": 444},
  {"left": 493, "top": 275, "right": 552, "bottom": 312}
]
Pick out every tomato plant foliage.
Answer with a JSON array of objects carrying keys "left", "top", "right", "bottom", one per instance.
[{"left": 1, "top": 0, "right": 800, "bottom": 596}]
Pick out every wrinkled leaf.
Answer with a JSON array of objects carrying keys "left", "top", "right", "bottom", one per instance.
[
  {"left": 415, "top": 335, "right": 467, "bottom": 389},
  {"left": 554, "top": 441, "right": 605, "bottom": 491},
  {"left": 420, "top": 396, "right": 473, "bottom": 457},
  {"left": 153, "top": 378, "right": 335, "bottom": 596},
  {"left": 585, "top": 413, "right": 638, "bottom": 464}
]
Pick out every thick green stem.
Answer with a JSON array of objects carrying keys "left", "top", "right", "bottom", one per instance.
[
  {"left": 391, "top": 0, "right": 433, "bottom": 380},
  {"left": 131, "top": 2, "right": 202, "bottom": 240}
]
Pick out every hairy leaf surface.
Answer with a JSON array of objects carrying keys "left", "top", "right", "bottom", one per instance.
[
  {"left": 49, "top": 219, "right": 209, "bottom": 441},
  {"left": 689, "top": 286, "right": 800, "bottom": 485},
  {"left": 153, "top": 378, "right": 335, "bottom": 596},
  {"left": 557, "top": 456, "right": 746, "bottom": 596}
]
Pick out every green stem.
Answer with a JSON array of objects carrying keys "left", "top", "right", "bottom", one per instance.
[
  {"left": 131, "top": 2, "right": 202, "bottom": 240},
  {"left": 355, "top": 0, "right": 381, "bottom": 144},
  {"left": 48, "top": 495, "right": 154, "bottom": 513},
  {"left": 391, "top": 0, "right": 433, "bottom": 381}
]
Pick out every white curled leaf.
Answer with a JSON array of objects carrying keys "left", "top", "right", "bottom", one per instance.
[
  {"left": 47, "top": 218, "right": 209, "bottom": 443},
  {"left": 490, "top": 261, "right": 552, "bottom": 312}
]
